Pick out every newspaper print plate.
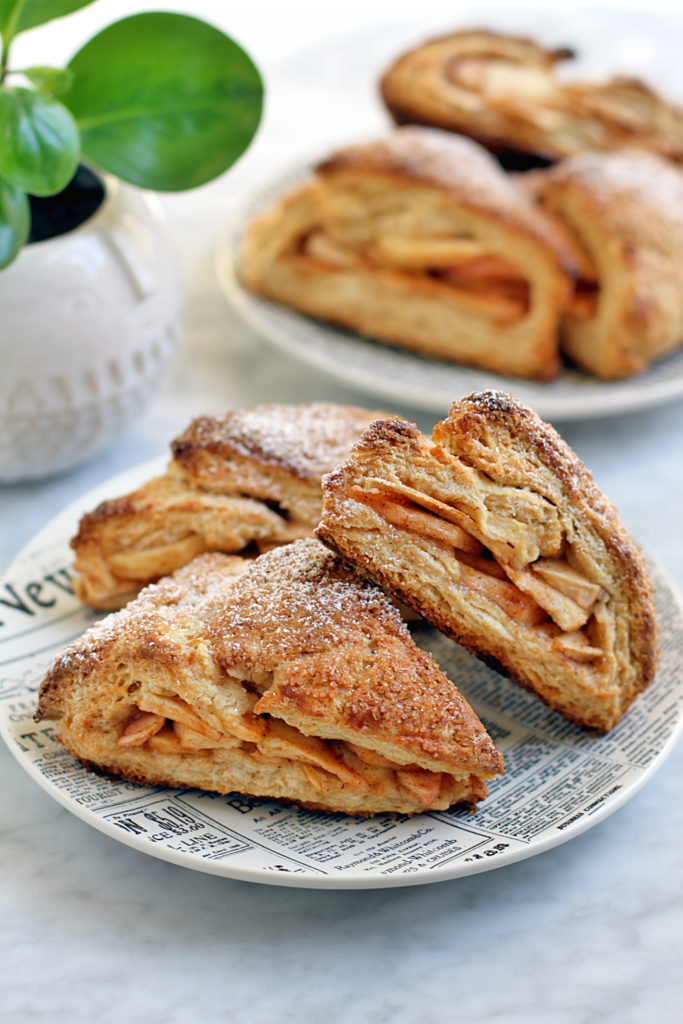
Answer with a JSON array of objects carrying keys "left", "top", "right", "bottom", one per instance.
[
  {"left": 217, "top": 163, "right": 683, "bottom": 422},
  {"left": 2, "top": 459, "right": 683, "bottom": 890}
]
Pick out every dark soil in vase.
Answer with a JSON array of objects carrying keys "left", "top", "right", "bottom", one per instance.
[{"left": 28, "top": 165, "right": 106, "bottom": 244}]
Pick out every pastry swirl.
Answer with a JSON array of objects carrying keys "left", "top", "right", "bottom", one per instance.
[{"left": 380, "top": 29, "right": 683, "bottom": 168}]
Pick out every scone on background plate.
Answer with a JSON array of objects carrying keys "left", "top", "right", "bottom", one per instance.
[
  {"left": 316, "top": 391, "right": 658, "bottom": 733},
  {"left": 241, "top": 126, "right": 592, "bottom": 380},
  {"left": 534, "top": 149, "right": 683, "bottom": 379},
  {"left": 36, "top": 541, "right": 504, "bottom": 816},
  {"left": 380, "top": 29, "right": 683, "bottom": 169},
  {"left": 71, "top": 402, "right": 382, "bottom": 610}
]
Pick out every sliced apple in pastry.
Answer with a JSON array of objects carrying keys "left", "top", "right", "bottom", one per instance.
[
  {"left": 316, "top": 391, "right": 658, "bottom": 733},
  {"left": 240, "top": 126, "right": 591, "bottom": 380},
  {"left": 35, "top": 541, "right": 503, "bottom": 816},
  {"left": 71, "top": 402, "right": 382, "bottom": 610}
]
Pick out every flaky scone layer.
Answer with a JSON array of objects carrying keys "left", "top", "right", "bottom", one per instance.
[
  {"left": 536, "top": 149, "right": 683, "bottom": 379},
  {"left": 37, "top": 542, "right": 503, "bottom": 816},
  {"left": 71, "top": 402, "right": 382, "bottom": 610},
  {"left": 241, "top": 127, "right": 589, "bottom": 380},
  {"left": 70, "top": 470, "right": 297, "bottom": 610},
  {"left": 317, "top": 391, "right": 658, "bottom": 733}
]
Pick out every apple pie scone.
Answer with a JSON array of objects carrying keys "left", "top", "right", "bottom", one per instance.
[
  {"left": 316, "top": 391, "right": 658, "bottom": 733},
  {"left": 533, "top": 149, "right": 683, "bottom": 378},
  {"left": 36, "top": 541, "right": 504, "bottom": 816},
  {"left": 72, "top": 402, "right": 381, "bottom": 610},
  {"left": 241, "top": 127, "right": 592, "bottom": 380},
  {"left": 380, "top": 30, "right": 683, "bottom": 168}
]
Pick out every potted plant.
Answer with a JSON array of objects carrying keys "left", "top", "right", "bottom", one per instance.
[{"left": 0, "top": 1, "right": 263, "bottom": 481}]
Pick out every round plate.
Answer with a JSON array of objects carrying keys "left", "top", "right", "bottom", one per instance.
[
  {"left": 2, "top": 460, "right": 682, "bottom": 889},
  {"left": 217, "top": 163, "right": 683, "bottom": 422}
]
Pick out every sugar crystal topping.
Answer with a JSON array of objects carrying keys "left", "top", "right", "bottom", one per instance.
[
  {"left": 46, "top": 545, "right": 403, "bottom": 684},
  {"left": 46, "top": 554, "right": 243, "bottom": 678},
  {"left": 177, "top": 403, "right": 381, "bottom": 481},
  {"left": 210, "top": 539, "right": 404, "bottom": 669},
  {"left": 552, "top": 149, "right": 683, "bottom": 239}
]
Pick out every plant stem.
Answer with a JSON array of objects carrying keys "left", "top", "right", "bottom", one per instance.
[
  {"left": 0, "top": 37, "right": 8, "bottom": 85},
  {"left": 1, "top": 0, "right": 29, "bottom": 84}
]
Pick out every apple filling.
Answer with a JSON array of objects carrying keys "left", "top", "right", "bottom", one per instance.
[
  {"left": 299, "top": 228, "right": 530, "bottom": 324},
  {"left": 446, "top": 55, "right": 563, "bottom": 112},
  {"left": 116, "top": 687, "right": 458, "bottom": 809},
  {"left": 348, "top": 484, "right": 604, "bottom": 661},
  {"left": 566, "top": 279, "right": 599, "bottom": 319}
]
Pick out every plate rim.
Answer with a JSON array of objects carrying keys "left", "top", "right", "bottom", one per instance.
[{"left": 3, "top": 716, "right": 679, "bottom": 890}]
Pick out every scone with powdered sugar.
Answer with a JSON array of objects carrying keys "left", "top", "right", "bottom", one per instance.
[
  {"left": 317, "top": 391, "right": 658, "bottom": 733},
  {"left": 71, "top": 402, "right": 383, "bottom": 610},
  {"left": 36, "top": 540, "right": 503, "bottom": 816}
]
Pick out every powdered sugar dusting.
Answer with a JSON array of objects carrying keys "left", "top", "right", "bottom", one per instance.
[
  {"left": 318, "top": 126, "right": 579, "bottom": 267},
  {"left": 549, "top": 148, "right": 683, "bottom": 239},
  {"left": 210, "top": 539, "right": 405, "bottom": 671},
  {"left": 174, "top": 403, "right": 382, "bottom": 482},
  {"left": 42, "top": 554, "right": 245, "bottom": 684},
  {"left": 41, "top": 544, "right": 404, "bottom": 692}
]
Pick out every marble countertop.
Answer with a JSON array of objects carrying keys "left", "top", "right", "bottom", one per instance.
[{"left": 2, "top": 4, "right": 683, "bottom": 1022}]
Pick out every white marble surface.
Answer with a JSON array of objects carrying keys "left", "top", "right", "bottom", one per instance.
[{"left": 2, "top": 4, "right": 683, "bottom": 1022}]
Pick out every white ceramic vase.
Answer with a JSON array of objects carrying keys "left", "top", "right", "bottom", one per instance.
[{"left": 0, "top": 174, "right": 183, "bottom": 483}]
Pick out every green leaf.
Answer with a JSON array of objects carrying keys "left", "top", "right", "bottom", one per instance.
[
  {"left": 0, "top": 1, "right": 97, "bottom": 42},
  {"left": 0, "top": 87, "right": 79, "bottom": 195},
  {"left": 64, "top": 12, "right": 263, "bottom": 192},
  {"left": 22, "top": 65, "right": 74, "bottom": 96},
  {"left": 0, "top": 175, "right": 29, "bottom": 267}
]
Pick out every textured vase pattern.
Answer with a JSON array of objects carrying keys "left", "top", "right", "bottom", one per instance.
[{"left": 0, "top": 179, "right": 182, "bottom": 482}]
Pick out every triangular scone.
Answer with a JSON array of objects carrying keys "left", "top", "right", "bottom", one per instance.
[
  {"left": 241, "top": 127, "right": 591, "bottom": 380},
  {"left": 72, "top": 402, "right": 381, "bottom": 610},
  {"left": 317, "top": 392, "right": 658, "bottom": 733},
  {"left": 36, "top": 541, "right": 503, "bottom": 816}
]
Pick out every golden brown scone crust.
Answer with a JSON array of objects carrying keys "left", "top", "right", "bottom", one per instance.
[
  {"left": 380, "top": 29, "right": 683, "bottom": 166},
  {"left": 535, "top": 149, "right": 683, "bottom": 378},
  {"left": 172, "top": 402, "right": 382, "bottom": 522},
  {"left": 70, "top": 470, "right": 295, "bottom": 610},
  {"left": 241, "top": 126, "right": 587, "bottom": 380},
  {"left": 36, "top": 541, "right": 503, "bottom": 816},
  {"left": 71, "top": 402, "right": 381, "bottom": 610},
  {"left": 317, "top": 391, "right": 658, "bottom": 733}
]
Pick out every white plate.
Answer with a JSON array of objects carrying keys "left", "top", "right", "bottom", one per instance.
[
  {"left": 217, "top": 163, "right": 683, "bottom": 422},
  {"left": 2, "top": 460, "right": 683, "bottom": 889}
]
